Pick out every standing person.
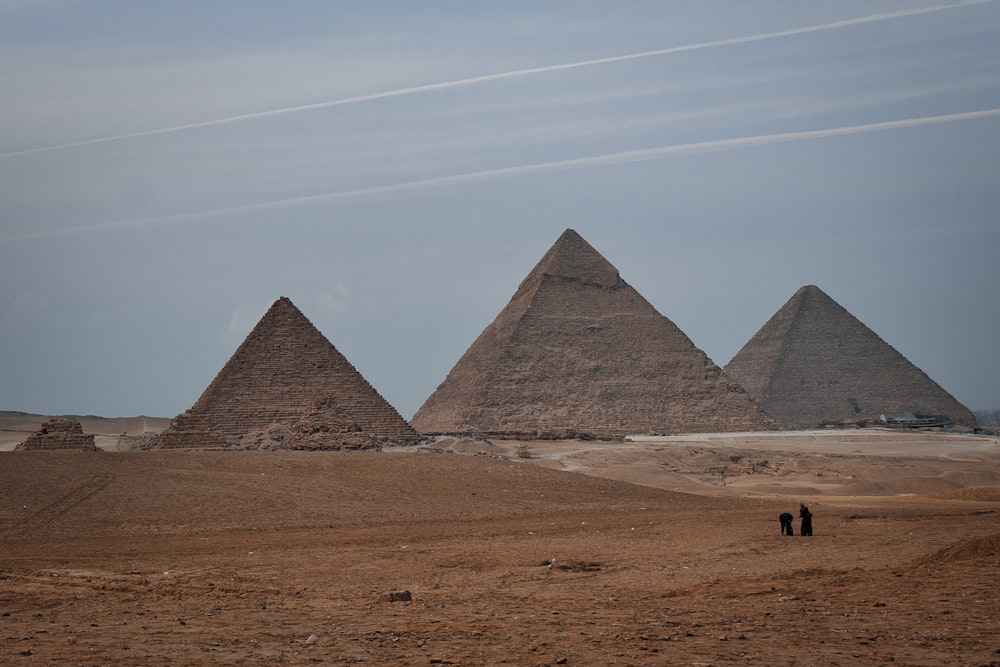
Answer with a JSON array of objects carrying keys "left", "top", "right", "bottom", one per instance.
[
  {"left": 799, "top": 504, "right": 813, "bottom": 536},
  {"left": 779, "top": 511, "right": 794, "bottom": 535}
]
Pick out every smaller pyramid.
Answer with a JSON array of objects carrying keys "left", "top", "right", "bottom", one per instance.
[
  {"left": 412, "top": 229, "right": 777, "bottom": 436},
  {"left": 158, "top": 297, "right": 418, "bottom": 449},
  {"left": 724, "top": 285, "right": 977, "bottom": 429},
  {"left": 15, "top": 418, "right": 97, "bottom": 451}
]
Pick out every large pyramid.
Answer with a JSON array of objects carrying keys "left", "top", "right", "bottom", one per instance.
[
  {"left": 723, "top": 285, "right": 977, "bottom": 429},
  {"left": 158, "top": 297, "right": 418, "bottom": 449},
  {"left": 411, "top": 229, "right": 777, "bottom": 437}
]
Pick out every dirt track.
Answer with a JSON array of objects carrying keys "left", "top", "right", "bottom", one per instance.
[{"left": 2, "top": 434, "right": 1000, "bottom": 666}]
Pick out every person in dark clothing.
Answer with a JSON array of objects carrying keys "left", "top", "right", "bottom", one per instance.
[
  {"left": 779, "top": 511, "right": 794, "bottom": 535},
  {"left": 799, "top": 504, "right": 813, "bottom": 536}
]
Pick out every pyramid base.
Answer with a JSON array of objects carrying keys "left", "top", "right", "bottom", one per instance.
[{"left": 156, "top": 430, "right": 228, "bottom": 450}]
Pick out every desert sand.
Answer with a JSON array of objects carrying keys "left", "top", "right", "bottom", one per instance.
[{"left": 2, "top": 424, "right": 999, "bottom": 665}]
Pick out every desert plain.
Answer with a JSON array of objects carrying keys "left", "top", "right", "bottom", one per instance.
[{"left": 2, "top": 415, "right": 999, "bottom": 666}]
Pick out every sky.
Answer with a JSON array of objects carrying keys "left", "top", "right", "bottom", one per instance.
[{"left": 1, "top": 1, "right": 999, "bottom": 420}]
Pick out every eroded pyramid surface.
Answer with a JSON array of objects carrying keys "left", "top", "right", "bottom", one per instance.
[
  {"left": 412, "top": 229, "right": 777, "bottom": 437},
  {"left": 15, "top": 418, "right": 97, "bottom": 451},
  {"left": 158, "top": 297, "right": 418, "bottom": 449}
]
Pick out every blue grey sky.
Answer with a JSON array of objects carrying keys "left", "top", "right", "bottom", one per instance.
[{"left": 1, "top": 1, "right": 998, "bottom": 419}]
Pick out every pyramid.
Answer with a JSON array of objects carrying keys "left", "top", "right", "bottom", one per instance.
[
  {"left": 411, "top": 229, "right": 777, "bottom": 437},
  {"left": 723, "top": 285, "right": 977, "bottom": 429},
  {"left": 158, "top": 297, "right": 418, "bottom": 449},
  {"left": 15, "top": 418, "right": 97, "bottom": 451}
]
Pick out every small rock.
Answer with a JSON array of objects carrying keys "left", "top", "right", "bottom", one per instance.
[{"left": 383, "top": 589, "right": 412, "bottom": 602}]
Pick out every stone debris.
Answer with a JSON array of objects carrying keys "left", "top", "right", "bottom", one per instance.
[
  {"left": 382, "top": 589, "right": 412, "bottom": 602},
  {"left": 116, "top": 432, "right": 159, "bottom": 451}
]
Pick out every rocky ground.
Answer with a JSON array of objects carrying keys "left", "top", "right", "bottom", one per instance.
[{"left": 1, "top": 429, "right": 999, "bottom": 665}]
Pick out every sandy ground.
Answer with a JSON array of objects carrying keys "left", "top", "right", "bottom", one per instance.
[
  {"left": 2, "top": 426, "right": 999, "bottom": 665},
  {"left": 416, "top": 429, "right": 1000, "bottom": 497}
]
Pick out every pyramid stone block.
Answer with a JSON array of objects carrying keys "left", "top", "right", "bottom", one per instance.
[
  {"left": 412, "top": 229, "right": 777, "bottom": 437},
  {"left": 724, "top": 285, "right": 977, "bottom": 429},
  {"left": 158, "top": 297, "right": 419, "bottom": 449}
]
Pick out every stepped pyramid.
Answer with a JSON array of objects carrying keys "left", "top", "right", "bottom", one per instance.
[
  {"left": 16, "top": 418, "right": 97, "bottom": 451},
  {"left": 158, "top": 297, "right": 418, "bottom": 449},
  {"left": 723, "top": 285, "right": 977, "bottom": 429},
  {"left": 411, "top": 229, "right": 777, "bottom": 437}
]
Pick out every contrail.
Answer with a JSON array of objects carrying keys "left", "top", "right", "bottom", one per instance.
[
  {"left": 1, "top": 0, "right": 992, "bottom": 159},
  {"left": 6, "top": 107, "right": 998, "bottom": 243}
]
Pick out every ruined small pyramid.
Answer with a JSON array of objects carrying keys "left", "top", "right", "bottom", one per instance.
[
  {"left": 15, "top": 417, "right": 97, "bottom": 451},
  {"left": 158, "top": 297, "right": 418, "bottom": 449},
  {"left": 723, "top": 285, "right": 977, "bottom": 429},
  {"left": 411, "top": 229, "right": 777, "bottom": 437}
]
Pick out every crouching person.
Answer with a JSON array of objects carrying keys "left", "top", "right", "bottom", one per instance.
[{"left": 779, "top": 511, "right": 794, "bottom": 536}]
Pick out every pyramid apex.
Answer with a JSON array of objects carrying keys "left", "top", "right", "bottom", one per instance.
[
  {"left": 791, "top": 285, "right": 829, "bottom": 300},
  {"left": 782, "top": 285, "right": 840, "bottom": 316},
  {"left": 531, "top": 228, "right": 622, "bottom": 288},
  {"left": 257, "top": 295, "right": 311, "bottom": 324}
]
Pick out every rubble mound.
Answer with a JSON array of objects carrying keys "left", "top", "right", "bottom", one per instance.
[{"left": 916, "top": 533, "right": 1000, "bottom": 567}]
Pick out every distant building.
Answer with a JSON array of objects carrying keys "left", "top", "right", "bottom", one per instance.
[{"left": 879, "top": 412, "right": 952, "bottom": 428}]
